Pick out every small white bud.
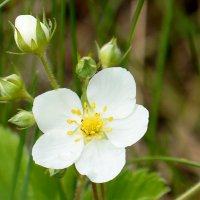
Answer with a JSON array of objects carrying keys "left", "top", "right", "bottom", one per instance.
[
  {"left": 12, "top": 15, "right": 55, "bottom": 55},
  {"left": 99, "top": 38, "right": 122, "bottom": 68}
]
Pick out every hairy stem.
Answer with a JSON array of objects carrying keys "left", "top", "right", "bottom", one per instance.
[{"left": 39, "top": 53, "right": 59, "bottom": 89}]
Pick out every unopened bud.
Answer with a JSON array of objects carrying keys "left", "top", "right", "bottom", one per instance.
[
  {"left": 0, "top": 74, "right": 32, "bottom": 102},
  {"left": 99, "top": 38, "right": 121, "bottom": 67},
  {"left": 76, "top": 56, "right": 97, "bottom": 79},
  {"left": 12, "top": 14, "right": 56, "bottom": 55},
  {"left": 8, "top": 109, "right": 35, "bottom": 129}
]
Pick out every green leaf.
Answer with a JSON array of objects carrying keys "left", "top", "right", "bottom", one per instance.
[
  {"left": 82, "top": 169, "right": 169, "bottom": 200},
  {"left": 0, "top": 126, "right": 60, "bottom": 200}
]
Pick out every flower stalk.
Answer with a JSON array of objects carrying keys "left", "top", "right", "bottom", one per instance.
[
  {"left": 39, "top": 53, "right": 59, "bottom": 89},
  {"left": 91, "top": 182, "right": 99, "bottom": 200},
  {"left": 74, "top": 175, "right": 86, "bottom": 200},
  {"left": 100, "top": 183, "right": 105, "bottom": 200}
]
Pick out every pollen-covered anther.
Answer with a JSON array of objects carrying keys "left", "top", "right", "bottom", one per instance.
[
  {"left": 84, "top": 102, "right": 89, "bottom": 114},
  {"left": 71, "top": 109, "right": 81, "bottom": 116},
  {"left": 81, "top": 114, "right": 103, "bottom": 138},
  {"left": 103, "top": 106, "right": 107, "bottom": 112},
  {"left": 91, "top": 103, "right": 96, "bottom": 109},
  {"left": 74, "top": 138, "right": 81, "bottom": 142},
  {"left": 105, "top": 127, "right": 112, "bottom": 132},
  {"left": 107, "top": 117, "right": 113, "bottom": 121},
  {"left": 67, "top": 131, "right": 74, "bottom": 135},
  {"left": 67, "top": 119, "right": 80, "bottom": 125}
]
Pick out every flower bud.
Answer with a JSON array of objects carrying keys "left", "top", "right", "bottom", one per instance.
[
  {"left": 99, "top": 38, "right": 122, "bottom": 67},
  {"left": 0, "top": 74, "right": 32, "bottom": 102},
  {"left": 8, "top": 109, "right": 35, "bottom": 129},
  {"left": 13, "top": 15, "right": 55, "bottom": 55},
  {"left": 76, "top": 56, "right": 97, "bottom": 79}
]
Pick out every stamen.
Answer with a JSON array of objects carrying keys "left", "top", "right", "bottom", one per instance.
[
  {"left": 74, "top": 138, "right": 81, "bottom": 142},
  {"left": 67, "top": 131, "right": 74, "bottom": 135},
  {"left": 84, "top": 102, "right": 89, "bottom": 114},
  {"left": 91, "top": 103, "right": 96, "bottom": 109},
  {"left": 71, "top": 109, "right": 81, "bottom": 115},
  {"left": 67, "top": 119, "right": 80, "bottom": 125},
  {"left": 107, "top": 117, "right": 113, "bottom": 121},
  {"left": 97, "top": 134, "right": 103, "bottom": 140},
  {"left": 103, "top": 106, "right": 107, "bottom": 112},
  {"left": 84, "top": 102, "right": 88, "bottom": 109},
  {"left": 105, "top": 127, "right": 112, "bottom": 132},
  {"left": 95, "top": 113, "right": 100, "bottom": 117}
]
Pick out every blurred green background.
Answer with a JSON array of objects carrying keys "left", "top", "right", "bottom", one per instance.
[{"left": 0, "top": 0, "right": 200, "bottom": 199}]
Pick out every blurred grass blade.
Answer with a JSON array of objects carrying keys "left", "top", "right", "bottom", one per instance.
[
  {"left": 69, "top": 0, "right": 81, "bottom": 94},
  {"left": 0, "top": 0, "right": 9, "bottom": 8},
  {"left": 9, "top": 70, "right": 38, "bottom": 200},
  {"left": 19, "top": 127, "right": 40, "bottom": 200},
  {"left": 57, "top": 0, "right": 66, "bottom": 85},
  {"left": 130, "top": 156, "right": 200, "bottom": 168},
  {"left": 146, "top": 0, "right": 174, "bottom": 153},
  {"left": 121, "top": 0, "right": 144, "bottom": 66}
]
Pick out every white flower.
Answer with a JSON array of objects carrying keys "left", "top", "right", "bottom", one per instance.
[
  {"left": 14, "top": 15, "right": 50, "bottom": 53},
  {"left": 32, "top": 67, "right": 149, "bottom": 183}
]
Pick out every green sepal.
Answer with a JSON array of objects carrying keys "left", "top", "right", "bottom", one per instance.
[
  {"left": 15, "top": 27, "right": 32, "bottom": 53},
  {"left": 50, "top": 18, "right": 57, "bottom": 39},
  {"left": 8, "top": 109, "right": 35, "bottom": 129},
  {"left": 6, "top": 51, "right": 27, "bottom": 55},
  {"left": 47, "top": 168, "right": 66, "bottom": 178},
  {"left": 42, "top": 9, "right": 48, "bottom": 27},
  {"left": 76, "top": 56, "right": 97, "bottom": 80},
  {"left": 36, "top": 17, "right": 48, "bottom": 52},
  {"left": 31, "top": 39, "right": 38, "bottom": 51}
]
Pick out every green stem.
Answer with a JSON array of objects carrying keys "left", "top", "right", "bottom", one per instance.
[
  {"left": 19, "top": 127, "right": 40, "bottom": 200},
  {"left": 9, "top": 131, "right": 27, "bottom": 200},
  {"left": 130, "top": 156, "right": 200, "bottom": 168},
  {"left": 146, "top": 0, "right": 174, "bottom": 153},
  {"left": 122, "top": 0, "right": 145, "bottom": 66},
  {"left": 175, "top": 182, "right": 200, "bottom": 200},
  {"left": 91, "top": 182, "right": 99, "bottom": 200},
  {"left": 39, "top": 53, "right": 59, "bottom": 89}
]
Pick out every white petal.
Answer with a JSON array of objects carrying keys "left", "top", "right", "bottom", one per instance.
[
  {"left": 32, "top": 88, "right": 83, "bottom": 133},
  {"left": 87, "top": 67, "right": 136, "bottom": 119},
  {"left": 32, "top": 130, "right": 84, "bottom": 169},
  {"left": 106, "top": 105, "right": 149, "bottom": 148},
  {"left": 14, "top": 15, "right": 49, "bottom": 46},
  {"left": 75, "top": 139, "right": 125, "bottom": 183}
]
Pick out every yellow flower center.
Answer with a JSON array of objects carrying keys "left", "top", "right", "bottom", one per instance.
[
  {"left": 81, "top": 114, "right": 103, "bottom": 136},
  {"left": 67, "top": 102, "right": 113, "bottom": 142}
]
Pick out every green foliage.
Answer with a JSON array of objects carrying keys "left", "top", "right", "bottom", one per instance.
[
  {"left": 0, "top": 126, "right": 59, "bottom": 200},
  {"left": 82, "top": 169, "right": 169, "bottom": 200}
]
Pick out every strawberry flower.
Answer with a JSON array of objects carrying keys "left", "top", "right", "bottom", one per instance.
[{"left": 32, "top": 67, "right": 149, "bottom": 183}]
